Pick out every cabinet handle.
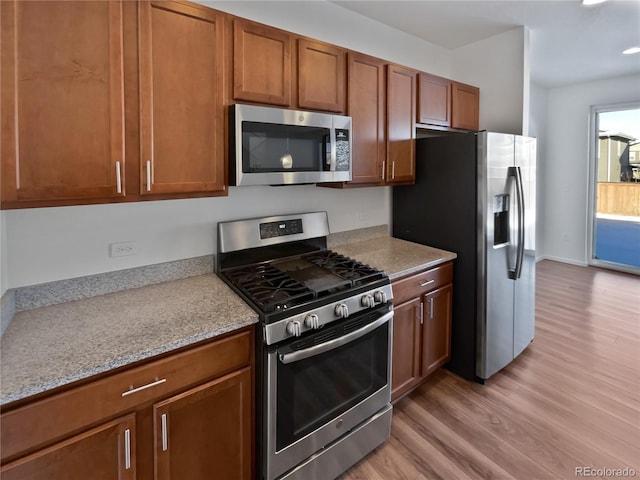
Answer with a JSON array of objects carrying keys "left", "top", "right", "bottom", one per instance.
[
  {"left": 419, "top": 302, "right": 424, "bottom": 325},
  {"left": 161, "top": 413, "right": 168, "bottom": 452},
  {"left": 121, "top": 377, "right": 167, "bottom": 397},
  {"left": 146, "top": 160, "right": 152, "bottom": 192},
  {"left": 115, "top": 161, "right": 122, "bottom": 194},
  {"left": 392, "top": 161, "right": 396, "bottom": 179},
  {"left": 429, "top": 298, "right": 434, "bottom": 319},
  {"left": 124, "top": 428, "right": 131, "bottom": 470},
  {"left": 381, "top": 161, "right": 386, "bottom": 180},
  {"left": 420, "top": 279, "right": 435, "bottom": 287}
]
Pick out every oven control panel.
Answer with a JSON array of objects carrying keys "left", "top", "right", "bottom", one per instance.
[
  {"left": 263, "top": 283, "right": 394, "bottom": 345},
  {"left": 260, "top": 219, "right": 303, "bottom": 239}
]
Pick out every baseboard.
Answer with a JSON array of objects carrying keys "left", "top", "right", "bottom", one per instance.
[{"left": 536, "top": 255, "right": 588, "bottom": 267}]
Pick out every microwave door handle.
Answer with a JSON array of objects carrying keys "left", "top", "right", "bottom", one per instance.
[
  {"left": 328, "top": 126, "right": 337, "bottom": 170},
  {"left": 278, "top": 311, "right": 393, "bottom": 364}
]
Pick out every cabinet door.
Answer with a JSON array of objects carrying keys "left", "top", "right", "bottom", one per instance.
[
  {"left": 0, "top": 414, "right": 135, "bottom": 480},
  {"left": 347, "top": 52, "right": 386, "bottom": 185},
  {"left": 391, "top": 297, "right": 423, "bottom": 401},
  {"left": 139, "top": 1, "right": 225, "bottom": 196},
  {"left": 451, "top": 81, "right": 479, "bottom": 131},
  {"left": 422, "top": 284, "right": 453, "bottom": 377},
  {"left": 298, "top": 39, "right": 346, "bottom": 113},
  {"left": 386, "top": 64, "right": 416, "bottom": 185},
  {"left": 233, "top": 19, "right": 292, "bottom": 106},
  {"left": 1, "top": 0, "right": 126, "bottom": 204},
  {"left": 154, "top": 367, "right": 252, "bottom": 480},
  {"left": 417, "top": 73, "right": 451, "bottom": 127}
]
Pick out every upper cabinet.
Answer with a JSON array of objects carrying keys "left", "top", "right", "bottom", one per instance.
[
  {"left": 139, "top": 0, "right": 226, "bottom": 196},
  {"left": 231, "top": 20, "right": 347, "bottom": 113},
  {"left": 417, "top": 73, "right": 451, "bottom": 127},
  {"left": 1, "top": 0, "right": 228, "bottom": 209},
  {"left": 1, "top": 0, "right": 127, "bottom": 205},
  {"left": 417, "top": 74, "right": 479, "bottom": 131},
  {"left": 451, "top": 81, "right": 480, "bottom": 131},
  {"left": 1, "top": 0, "right": 480, "bottom": 208},
  {"left": 297, "top": 39, "right": 346, "bottom": 113},
  {"left": 232, "top": 19, "right": 293, "bottom": 107},
  {"left": 386, "top": 64, "right": 416, "bottom": 185},
  {"left": 346, "top": 52, "right": 386, "bottom": 184}
]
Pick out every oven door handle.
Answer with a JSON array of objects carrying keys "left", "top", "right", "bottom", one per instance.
[{"left": 278, "top": 311, "right": 393, "bottom": 365}]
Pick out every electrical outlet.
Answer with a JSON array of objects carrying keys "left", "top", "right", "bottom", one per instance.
[
  {"left": 110, "top": 241, "right": 137, "bottom": 257},
  {"left": 358, "top": 211, "right": 370, "bottom": 221}
]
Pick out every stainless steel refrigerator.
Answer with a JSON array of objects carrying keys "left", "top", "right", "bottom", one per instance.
[{"left": 393, "top": 131, "right": 536, "bottom": 381}]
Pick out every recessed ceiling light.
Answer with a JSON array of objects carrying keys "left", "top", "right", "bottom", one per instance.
[
  {"left": 582, "top": 0, "right": 607, "bottom": 5},
  {"left": 623, "top": 47, "right": 640, "bottom": 55}
]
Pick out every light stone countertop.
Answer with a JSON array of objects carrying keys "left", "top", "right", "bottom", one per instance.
[
  {"left": 0, "top": 274, "right": 258, "bottom": 406},
  {"left": 0, "top": 234, "right": 456, "bottom": 407},
  {"left": 333, "top": 236, "right": 457, "bottom": 280}
]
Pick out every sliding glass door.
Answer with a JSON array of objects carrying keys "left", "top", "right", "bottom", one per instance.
[{"left": 588, "top": 104, "right": 640, "bottom": 274}]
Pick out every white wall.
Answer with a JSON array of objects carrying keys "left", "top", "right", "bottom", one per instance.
[
  {"left": 451, "top": 27, "right": 526, "bottom": 134},
  {"left": 541, "top": 73, "right": 640, "bottom": 265},
  {"left": 2, "top": 1, "right": 456, "bottom": 291},
  {"left": 529, "top": 82, "right": 549, "bottom": 258}
]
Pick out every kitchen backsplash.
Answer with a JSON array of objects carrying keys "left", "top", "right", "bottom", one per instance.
[{"left": 0, "top": 225, "right": 389, "bottom": 335}]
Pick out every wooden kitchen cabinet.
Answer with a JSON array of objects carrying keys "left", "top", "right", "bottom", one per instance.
[
  {"left": 1, "top": 414, "right": 136, "bottom": 480},
  {"left": 451, "top": 81, "right": 480, "bottom": 130},
  {"left": 391, "top": 262, "right": 453, "bottom": 401},
  {"left": 1, "top": 0, "right": 229, "bottom": 209},
  {"left": 139, "top": 0, "right": 226, "bottom": 196},
  {"left": 233, "top": 19, "right": 293, "bottom": 106},
  {"left": 385, "top": 64, "right": 416, "bottom": 185},
  {"left": 153, "top": 368, "right": 252, "bottom": 480},
  {"left": 297, "top": 39, "right": 346, "bottom": 113},
  {"left": 345, "top": 52, "right": 386, "bottom": 184},
  {"left": 417, "top": 73, "right": 451, "bottom": 127},
  {"left": 0, "top": 328, "right": 254, "bottom": 480},
  {"left": 0, "top": 0, "right": 127, "bottom": 205}
]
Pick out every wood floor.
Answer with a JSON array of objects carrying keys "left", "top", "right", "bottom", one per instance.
[{"left": 340, "top": 260, "right": 640, "bottom": 480}]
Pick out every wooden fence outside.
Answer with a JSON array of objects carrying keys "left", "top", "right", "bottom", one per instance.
[{"left": 597, "top": 182, "right": 640, "bottom": 216}]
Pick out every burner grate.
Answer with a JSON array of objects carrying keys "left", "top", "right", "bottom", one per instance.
[
  {"left": 223, "top": 263, "right": 315, "bottom": 312},
  {"left": 306, "top": 251, "right": 386, "bottom": 285}
]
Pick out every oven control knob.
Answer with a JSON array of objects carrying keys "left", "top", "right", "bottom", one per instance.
[
  {"left": 361, "top": 294, "right": 375, "bottom": 308},
  {"left": 286, "top": 321, "right": 302, "bottom": 337},
  {"left": 374, "top": 291, "right": 388, "bottom": 304},
  {"left": 334, "top": 303, "right": 349, "bottom": 318},
  {"left": 304, "top": 314, "right": 320, "bottom": 329}
]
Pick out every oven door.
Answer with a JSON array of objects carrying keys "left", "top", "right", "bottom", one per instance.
[{"left": 264, "top": 306, "right": 393, "bottom": 480}]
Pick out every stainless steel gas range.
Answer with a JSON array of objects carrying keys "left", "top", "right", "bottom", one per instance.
[{"left": 217, "top": 212, "right": 393, "bottom": 480}]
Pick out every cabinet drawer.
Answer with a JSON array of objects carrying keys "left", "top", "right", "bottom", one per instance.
[
  {"left": 392, "top": 262, "right": 453, "bottom": 305},
  {"left": 1, "top": 328, "right": 253, "bottom": 462}
]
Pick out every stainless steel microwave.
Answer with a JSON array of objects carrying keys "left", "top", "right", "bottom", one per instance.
[{"left": 230, "top": 104, "right": 352, "bottom": 186}]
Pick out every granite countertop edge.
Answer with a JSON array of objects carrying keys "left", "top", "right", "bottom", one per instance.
[
  {"left": 3, "top": 317, "right": 257, "bottom": 406},
  {"left": 1, "top": 234, "right": 455, "bottom": 407}
]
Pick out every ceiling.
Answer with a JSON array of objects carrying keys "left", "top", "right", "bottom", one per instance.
[{"left": 331, "top": 0, "right": 640, "bottom": 87}]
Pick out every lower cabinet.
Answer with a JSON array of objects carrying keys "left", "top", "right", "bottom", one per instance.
[
  {"left": 153, "top": 368, "right": 252, "bottom": 480},
  {"left": 0, "top": 327, "right": 254, "bottom": 480},
  {"left": 1, "top": 414, "right": 137, "bottom": 480},
  {"left": 391, "top": 262, "right": 453, "bottom": 401}
]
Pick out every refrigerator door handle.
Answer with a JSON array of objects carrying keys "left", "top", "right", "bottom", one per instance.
[{"left": 507, "top": 166, "right": 525, "bottom": 279}]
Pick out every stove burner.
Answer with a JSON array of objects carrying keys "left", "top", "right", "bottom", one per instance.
[
  {"left": 222, "top": 250, "right": 386, "bottom": 314},
  {"left": 306, "top": 251, "right": 385, "bottom": 285},
  {"left": 224, "top": 263, "right": 315, "bottom": 312}
]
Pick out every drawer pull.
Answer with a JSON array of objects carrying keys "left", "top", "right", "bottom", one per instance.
[
  {"left": 420, "top": 279, "right": 435, "bottom": 287},
  {"left": 122, "top": 377, "right": 167, "bottom": 397},
  {"left": 124, "top": 428, "right": 131, "bottom": 470}
]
